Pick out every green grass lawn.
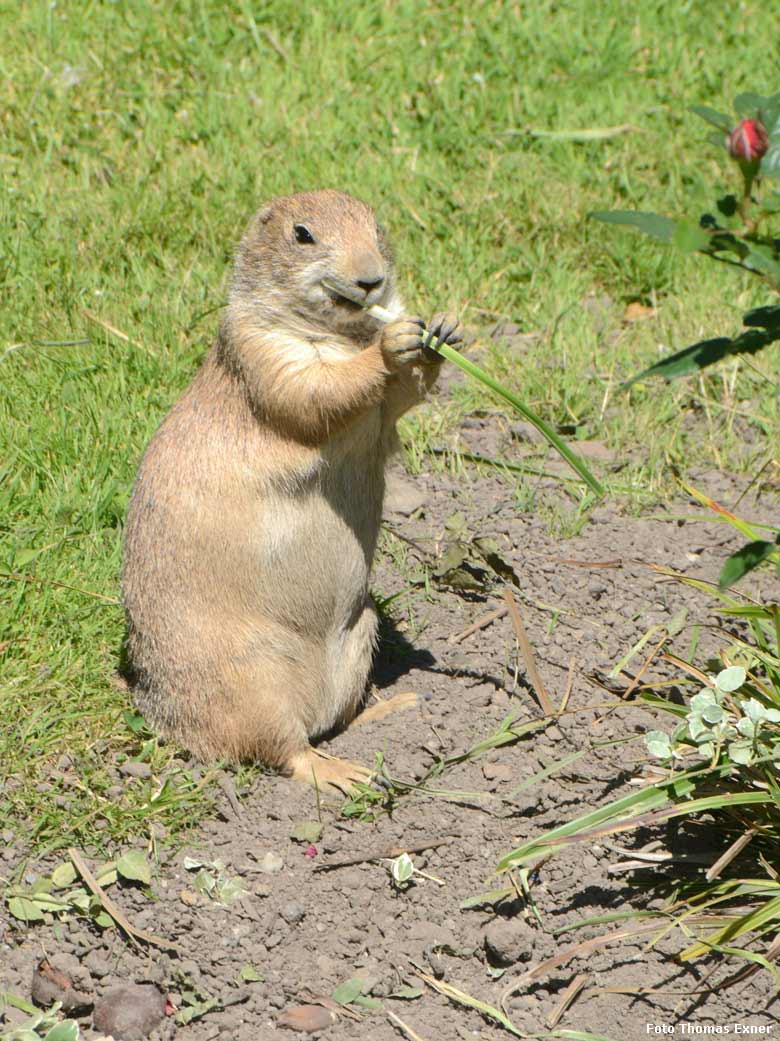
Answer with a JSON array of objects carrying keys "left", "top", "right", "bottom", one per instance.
[{"left": 2, "top": 0, "right": 780, "bottom": 856}]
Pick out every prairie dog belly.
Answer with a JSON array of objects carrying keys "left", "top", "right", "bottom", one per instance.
[{"left": 253, "top": 443, "right": 385, "bottom": 635}]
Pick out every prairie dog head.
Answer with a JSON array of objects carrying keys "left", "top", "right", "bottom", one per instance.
[{"left": 230, "top": 189, "right": 403, "bottom": 342}]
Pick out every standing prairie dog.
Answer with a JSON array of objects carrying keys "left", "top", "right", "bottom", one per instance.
[{"left": 122, "top": 189, "right": 462, "bottom": 792}]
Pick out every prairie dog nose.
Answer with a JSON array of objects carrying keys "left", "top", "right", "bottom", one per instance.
[
  {"left": 352, "top": 250, "right": 386, "bottom": 294},
  {"left": 356, "top": 272, "right": 385, "bottom": 293}
]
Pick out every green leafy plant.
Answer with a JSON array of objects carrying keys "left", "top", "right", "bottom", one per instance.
[
  {"left": 182, "top": 856, "right": 248, "bottom": 906},
  {"left": 594, "top": 92, "right": 780, "bottom": 385},
  {"left": 4, "top": 851, "right": 152, "bottom": 926},
  {"left": 433, "top": 511, "right": 520, "bottom": 594},
  {"left": 0, "top": 1000, "right": 79, "bottom": 1041},
  {"left": 645, "top": 665, "right": 780, "bottom": 767},
  {"left": 388, "top": 852, "right": 415, "bottom": 890}
]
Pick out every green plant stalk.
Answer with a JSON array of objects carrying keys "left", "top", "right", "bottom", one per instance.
[
  {"left": 434, "top": 340, "right": 605, "bottom": 496},
  {"left": 365, "top": 303, "right": 605, "bottom": 497}
]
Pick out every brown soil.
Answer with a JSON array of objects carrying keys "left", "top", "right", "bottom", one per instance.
[{"left": 2, "top": 417, "right": 779, "bottom": 1041}]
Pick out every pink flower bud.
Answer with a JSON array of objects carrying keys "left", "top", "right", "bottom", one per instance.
[
  {"left": 303, "top": 843, "right": 318, "bottom": 858},
  {"left": 728, "top": 119, "right": 769, "bottom": 162}
]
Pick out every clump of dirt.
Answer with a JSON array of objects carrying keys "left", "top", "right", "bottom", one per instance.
[{"left": 2, "top": 427, "right": 779, "bottom": 1041}]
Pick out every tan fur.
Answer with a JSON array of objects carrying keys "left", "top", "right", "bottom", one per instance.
[{"left": 121, "top": 189, "right": 460, "bottom": 788}]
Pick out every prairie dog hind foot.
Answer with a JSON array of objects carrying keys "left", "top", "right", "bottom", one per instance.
[
  {"left": 352, "top": 690, "right": 420, "bottom": 726},
  {"left": 288, "top": 747, "right": 376, "bottom": 795}
]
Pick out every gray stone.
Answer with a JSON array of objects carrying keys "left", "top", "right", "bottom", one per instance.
[
  {"left": 484, "top": 917, "right": 535, "bottom": 966},
  {"left": 119, "top": 761, "right": 152, "bottom": 779},
  {"left": 84, "top": 949, "right": 113, "bottom": 979},
  {"left": 280, "top": 901, "right": 305, "bottom": 924},
  {"left": 92, "top": 983, "right": 166, "bottom": 1040}
]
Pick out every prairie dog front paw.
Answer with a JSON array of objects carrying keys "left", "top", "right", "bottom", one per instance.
[
  {"left": 423, "top": 312, "right": 464, "bottom": 352},
  {"left": 379, "top": 316, "right": 426, "bottom": 371}
]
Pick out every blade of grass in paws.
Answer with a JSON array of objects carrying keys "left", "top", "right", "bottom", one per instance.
[{"left": 367, "top": 305, "right": 605, "bottom": 497}]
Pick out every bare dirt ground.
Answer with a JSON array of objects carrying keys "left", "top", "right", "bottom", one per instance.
[{"left": 2, "top": 416, "right": 779, "bottom": 1041}]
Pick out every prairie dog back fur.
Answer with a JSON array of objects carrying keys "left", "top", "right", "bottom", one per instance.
[{"left": 121, "top": 189, "right": 462, "bottom": 790}]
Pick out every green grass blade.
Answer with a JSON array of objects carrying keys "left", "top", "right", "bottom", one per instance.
[
  {"left": 418, "top": 973, "right": 525, "bottom": 1037},
  {"left": 433, "top": 342, "right": 605, "bottom": 496},
  {"left": 553, "top": 910, "right": 666, "bottom": 935},
  {"left": 509, "top": 749, "right": 589, "bottom": 797},
  {"left": 681, "top": 895, "right": 780, "bottom": 959},
  {"left": 496, "top": 759, "right": 752, "bottom": 872},
  {"left": 496, "top": 775, "right": 692, "bottom": 871}
]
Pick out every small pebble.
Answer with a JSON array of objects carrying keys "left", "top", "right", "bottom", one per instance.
[
  {"left": 119, "top": 761, "right": 152, "bottom": 779},
  {"left": 280, "top": 901, "right": 305, "bottom": 924}
]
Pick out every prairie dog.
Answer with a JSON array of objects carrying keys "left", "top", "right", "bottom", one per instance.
[{"left": 121, "top": 189, "right": 462, "bottom": 791}]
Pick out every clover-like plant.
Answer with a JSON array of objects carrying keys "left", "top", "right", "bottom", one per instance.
[{"left": 645, "top": 665, "right": 780, "bottom": 768}]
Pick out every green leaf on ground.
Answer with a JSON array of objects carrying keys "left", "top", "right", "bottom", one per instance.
[
  {"left": 331, "top": 977, "right": 365, "bottom": 1005},
  {"left": 353, "top": 994, "right": 383, "bottom": 1010},
  {"left": 719, "top": 540, "right": 779, "bottom": 588},
  {"left": 176, "top": 994, "right": 220, "bottom": 1026},
  {"left": 7, "top": 896, "right": 46, "bottom": 922},
  {"left": 591, "top": 209, "right": 677, "bottom": 243},
  {"left": 51, "top": 862, "right": 78, "bottom": 889},
  {"left": 116, "top": 850, "right": 152, "bottom": 885},
  {"left": 43, "top": 1022, "right": 80, "bottom": 1041},
  {"left": 388, "top": 987, "right": 424, "bottom": 1000},
  {"left": 239, "top": 964, "right": 264, "bottom": 982},
  {"left": 289, "top": 821, "right": 323, "bottom": 844}
]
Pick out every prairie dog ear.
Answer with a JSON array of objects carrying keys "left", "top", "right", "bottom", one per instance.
[{"left": 256, "top": 204, "right": 273, "bottom": 225}]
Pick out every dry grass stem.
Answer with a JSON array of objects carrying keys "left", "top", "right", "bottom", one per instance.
[
  {"left": 68, "top": 848, "right": 183, "bottom": 953},
  {"left": 386, "top": 1010, "right": 429, "bottom": 1041},
  {"left": 705, "top": 827, "right": 757, "bottom": 881},
  {"left": 502, "top": 587, "right": 556, "bottom": 715},
  {"left": 546, "top": 972, "right": 588, "bottom": 1028},
  {"left": 449, "top": 604, "right": 508, "bottom": 644}
]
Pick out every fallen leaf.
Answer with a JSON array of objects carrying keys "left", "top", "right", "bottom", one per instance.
[
  {"left": 258, "top": 851, "right": 284, "bottom": 874},
  {"left": 331, "top": 976, "right": 365, "bottom": 1005},
  {"left": 277, "top": 1004, "right": 337, "bottom": 1032},
  {"left": 290, "top": 821, "right": 323, "bottom": 844},
  {"left": 116, "top": 850, "right": 152, "bottom": 885}
]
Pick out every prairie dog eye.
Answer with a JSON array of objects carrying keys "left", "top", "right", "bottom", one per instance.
[{"left": 294, "top": 224, "right": 315, "bottom": 245}]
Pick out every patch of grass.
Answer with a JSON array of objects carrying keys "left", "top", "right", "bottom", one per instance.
[{"left": 3, "top": 0, "right": 780, "bottom": 856}]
